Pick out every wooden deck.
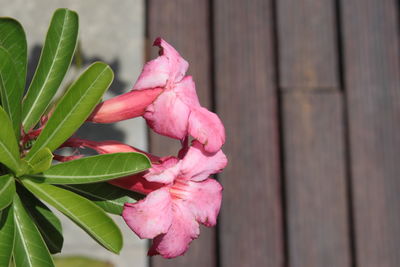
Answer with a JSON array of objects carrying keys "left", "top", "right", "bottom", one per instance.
[{"left": 147, "top": 0, "right": 400, "bottom": 266}]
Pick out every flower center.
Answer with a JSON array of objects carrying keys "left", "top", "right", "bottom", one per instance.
[{"left": 169, "top": 178, "right": 190, "bottom": 200}]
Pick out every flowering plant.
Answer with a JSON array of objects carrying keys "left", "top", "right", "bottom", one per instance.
[{"left": 0, "top": 8, "right": 226, "bottom": 266}]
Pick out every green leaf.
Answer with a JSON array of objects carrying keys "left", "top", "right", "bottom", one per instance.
[
  {"left": 13, "top": 194, "right": 54, "bottom": 267},
  {"left": 0, "top": 206, "right": 14, "bottom": 267},
  {"left": 0, "top": 18, "right": 27, "bottom": 93},
  {"left": 60, "top": 183, "right": 143, "bottom": 215},
  {"left": 54, "top": 256, "right": 112, "bottom": 267},
  {"left": 26, "top": 152, "right": 150, "bottom": 184},
  {"left": 17, "top": 185, "right": 63, "bottom": 254},
  {"left": 0, "top": 47, "right": 23, "bottom": 136},
  {"left": 0, "top": 106, "right": 21, "bottom": 174},
  {"left": 25, "top": 148, "right": 53, "bottom": 174},
  {"left": 22, "top": 8, "right": 79, "bottom": 131},
  {"left": 21, "top": 180, "right": 123, "bottom": 254},
  {"left": 0, "top": 174, "right": 15, "bottom": 211},
  {"left": 26, "top": 62, "right": 114, "bottom": 161}
]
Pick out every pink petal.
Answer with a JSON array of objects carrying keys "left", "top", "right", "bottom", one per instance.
[
  {"left": 144, "top": 157, "right": 180, "bottom": 184},
  {"left": 133, "top": 38, "right": 189, "bottom": 90},
  {"left": 144, "top": 89, "right": 191, "bottom": 140},
  {"left": 188, "top": 106, "right": 226, "bottom": 153},
  {"left": 109, "top": 174, "right": 163, "bottom": 195},
  {"left": 185, "top": 178, "right": 223, "bottom": 227},
  {"left": 148, "top": 201, "right": 199, "bottom": 258},
  {"left": 181, "top": 141, "right": 228, "bottom": 182},
  {"left": 133, "top": 56, "right": 170, "bottom": 90},
  {"left": 88, "top": 88, "right": 163, "bottom": 123},
  {"left": 177, "top": 142, "right": 189, "bottom": 159},
  {"left": 153, "top": 38, "right": 189, "bottom": 84},
  {"left": 123, "top": 188, "right": 173, "bottom": 239},
  {"left": 174, "top": 76, "right": 200, "bottom": 107}
]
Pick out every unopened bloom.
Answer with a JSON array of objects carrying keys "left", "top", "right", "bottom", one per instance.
[
  {"left": 88, "top": 88, "right": 163, "bottom": 123},
  {"left": 88, "top": 38, "right": 225, "bottom": 153},
  {"left": 122, "top": 141, "right": 227, "bottom": 258}
]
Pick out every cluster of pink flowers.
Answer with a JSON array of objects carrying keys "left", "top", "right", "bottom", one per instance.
[{"left": 65, "top": 38, "right": 227, "bottom": 258}]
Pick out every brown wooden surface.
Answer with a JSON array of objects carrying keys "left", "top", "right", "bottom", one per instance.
[
  {"left": 146, "top": 0, "right": 400, "bottom": 266},
  {"left": 341, "top": 0, "right": 400, "bottom": 266},
  {"left": 214, "top": 0, "right": 284, "bottom": 266},
  {"left": 278, "top": 1, "right": 351, "bottom": 266},
  {"left": 282, "top": 92, "right": 351, "bottom": 267},
  {"left": 147, "top": 0, "right": 217, "bottom": 266},
  {"left": 278, "top": 0, "right": 339, "bottom": 89}
]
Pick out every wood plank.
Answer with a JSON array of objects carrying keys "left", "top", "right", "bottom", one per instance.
[
  {"left": 278, "top": 0, "right": 339, "bottom": 89},
  {"left": 147, "top": 1, "right": 216, "bottom": 266},
  {"left": 283, "top": 91, "right": 351, "bottom": 267},
  {"left": 278, "top": 0, "right": 350, "bottom": 265},
  {"left": 213, "top": 1, "right": 284, "bottom": 266},
  {"left": 341, "top": 0, "right": 400, "bottom": 266}
]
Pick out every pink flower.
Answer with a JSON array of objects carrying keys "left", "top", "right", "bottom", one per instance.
[
  {"left": 63, "top": 137, "right": 227, "bottom": 258},
  {"left": 88, "top": 38, "right": 225, "bottom": 153},
  {"left": 122, "top": 141, "right": 227, "bottom": 258}
]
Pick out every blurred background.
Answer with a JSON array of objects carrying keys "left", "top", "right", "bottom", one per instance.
[{"left": 2, "top": 0, "right": 400, "bottom": 267}]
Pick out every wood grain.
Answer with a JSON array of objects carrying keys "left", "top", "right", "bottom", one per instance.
[
  {"left": 278, "top": 0, "right": 339, "bottom": 89},
  {"left": 147, "top": 1, "right": 217, "bottom": 266},
  {"left": 278, "top": 1, "right": 351, "bottom": 266},
  {"left": 341, "top": 0, "right": 400, "bottom": 266},
  {"left": 282, "top": 92, "right": 350, "bottom": 267},
  {"left": 213, "top": 0, "right": 284, "bottom": 266}
]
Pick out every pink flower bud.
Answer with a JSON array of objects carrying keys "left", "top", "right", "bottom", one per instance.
[{"left": 88, "top": 88, "right": 162, "bottom": 123}]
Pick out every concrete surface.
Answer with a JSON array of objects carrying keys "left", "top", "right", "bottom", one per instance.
[{"left": 0, "top": 1, "right": 148, "bottom": 266}]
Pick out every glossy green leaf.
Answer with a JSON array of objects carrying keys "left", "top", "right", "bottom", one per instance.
[
  {"left": 0, "top": 174, "right": 15, "bottom": 211},
  {"left": 26, "top": 62, "right": 113, "bottom": 161},
  {"left": 21, "top": 180, "right": 123, "bottom": 254},
  {"left": 61, "top": 183, "right": 143, "bottom": 215},
  {"left": 25, "top": 148, "right": 53, "bottom": 174},
  {"left": 22, "top": 8, "right": 79, "bottom": 131},
  {"left": 0, "top": 18, "right": 27, "bottom": 93},
  {"left": 0, "top": 206, "right": 14, "bottom": 267},
  {"left": 13, "top": 195, "right": 54, "bottom": 267},
  {"left": 26, "top": 152, "right": 150, "bottom": 184},
  {"left": 0, "top": 47, "right": 23, "bottom": 136},
  {"left": 0, "top": 106, "right": 21, "bottom": 174},
  {"left": 17, "top": 185, "right": 63, "bottom": 254}
]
